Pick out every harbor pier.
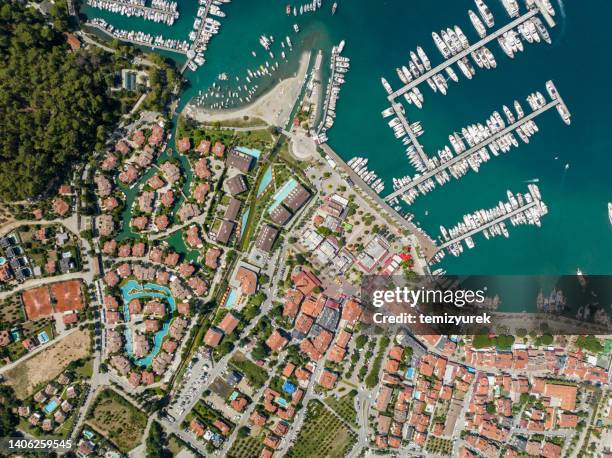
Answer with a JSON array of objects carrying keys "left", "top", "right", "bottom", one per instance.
[
  {"left": 85, "top": 22, "right": 188, "bottom": 55},
  {"left": 438, "top": 199, "right": 539, "bottom": 251},
  {"left": 180, "top": 0, "right": 214, "bottom": 73},
  {"left": 383, "top": 92, "right": 570, "bottom": 203},
  {"left": 387, "top": 4, "right": 554, "bottom": 102}
]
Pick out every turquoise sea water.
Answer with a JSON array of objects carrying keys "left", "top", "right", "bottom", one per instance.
[{"left": 82, "top": 0, "right": 612, "bottom": 275}]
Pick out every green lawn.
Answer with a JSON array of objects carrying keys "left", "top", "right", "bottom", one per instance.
[
  {"left": 229, "top": 352, "right": 268, "bottom": 388},
  {"left": 287, "top": 400, "right": 356, "bottom": 458},
  {"left": 324, "top": 391, "right": 358, "bottom": 428},
  {"left": 227, "top": 435, "right": 264, "bottom": 458},
  {"left": 86, "top": 389, "right": 147, "bottom": 453}
]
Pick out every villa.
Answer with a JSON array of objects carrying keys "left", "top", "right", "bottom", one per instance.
[
  {"left": 205, "top": 248, "right": 221, "bottom": 269},
  {"left": 185, "top": 225, "right": 203, "bottom": 248},
  {"left": 97, "top": 215, "right": 115, "bottom": 237},
  {"left": 160, "top": 190, "right": 174, "bottom": 207},
  {"left": 101, "top": 153, "right": 117, "bottom": 171},
  {"left": 204, "top": 327, "right": 223, "bottom": 347},
  {"left": 119, "top": 164, "right": 139, "bottom": 185},
  {"left": 148, "top": 175, "right": 165, "bottom": 190},
  {"left": 138, "top": 191, "right": 155, "bottom": 213},
  {"left": 102, "top": 197, "right": 119, "bottom": 211},
  {"left": 194, "top": 158, "right": 211, "bottom": 179},
  {"left": 196, "top": 139, "right": 211, "bottom": 154},
  {"left": 132, "top": 216, "right": 149, "bottom": 231},
  {"left": 218, "top": 312, "right": 240, "bottom": 334},
  {"left": 135, "top": 148, "right": 154, "bottom": 168},
  {"left": 115, "top": 140, "right": 130, "bottom": 155},
  {"left": 177, "top": 203, "right": 201, "bottom": 223},
  {"left": 193, "top": 183, "right": 210, "bottom": 203},
  {"left": 234, "top": 265, "right": 258, "bottom": 295},
  {"left": 53, "top": 198, "right": 70, "bottom": 216},
  {"left": 212, "top": 141, "right": 225, "bottom": 158},
  {"left": 160, "top": 162, "right": 181, "bottom": 185},
  {"left": 144, "top": 300, "right": 165, "bottom": 316},
  {"left": 177, "top": 137, "right": 191, "bottom": 153},
  {"left": 95, "top": 175, "right": 112, "bottom": 197}
]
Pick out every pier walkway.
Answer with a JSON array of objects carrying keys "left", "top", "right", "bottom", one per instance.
[
  {"left": 387, "top": 4, "right": 554, "bottom": 101},
  {"left": 180, "top": 0, "right": 214, "bottom": 73},
  {"left": 383, "top": 97, "right": 565, "bottom": 203},
  {"left": 316, "top": 51, "right": 340, "bottom": 134},
  {"left": 437, "top": 199, "right": 540, "bottom": 251},
  {"left": 85, "top": 22, "right": 188, "bottom": 55},
  {"left": 89, "top": 0, "right": 178, "bottom": 20},
  {"left": 394, "top": 107, "right": 429, "bottom": 167},
  {"left": 319, "top": 143, "right": 439, "bottom": 259}
]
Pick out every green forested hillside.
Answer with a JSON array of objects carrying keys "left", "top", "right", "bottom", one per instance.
[{"left": 0, "top": 2, "right": 117, "bottom": 200}]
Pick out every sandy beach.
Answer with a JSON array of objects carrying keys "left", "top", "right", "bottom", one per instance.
[{"left": 183, "top": 51, "right": 311, "bottom": 127}]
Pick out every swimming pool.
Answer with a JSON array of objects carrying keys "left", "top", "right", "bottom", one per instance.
[
  {"left": 38, "top": 331, "right": 49, "bottom": 344},
  {"left": 269, "top": 178, "right": 298, "bottom": 212},
  {"left": 44, "top": 399, "right": 58, "bottom": 414},
  {"left": 224, "top": 288, "right": 240, "bottom": 308},
  {"left": 256, "top": 166, "right": 273, "bottom": 197},
  {"left": 240, "top": 209, "right": 250, "bottom": 238},
  {"left": 282, "top": 381, "right": 296, "bottom": 394},
  {"left": 236, "top": 146, "right": 262, "bottom": 159},
  {"left": 0, "top": 257, "right": 6, "bottom": 265},
  {"left": 275, "top": 397, "right": 289, "bottom": 408},
  {"left": 120, "top": 280, "right": 177, "bottom": 367}
]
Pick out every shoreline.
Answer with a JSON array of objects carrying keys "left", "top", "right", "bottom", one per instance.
[{"left": 182, "top": 50, "right": 311, "bottom": 127}]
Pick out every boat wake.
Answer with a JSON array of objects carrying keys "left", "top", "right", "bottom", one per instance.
[
  {"left": 552, "top": 0, "right": 567, "bottom": 49},
  {"left": 556, "top": 0, "right": 566, "bottom": 19},
  {"left": 524, "top": 178, "right": 539, "bottom": 183}
]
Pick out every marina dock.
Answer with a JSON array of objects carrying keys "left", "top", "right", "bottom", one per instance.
[
  {"left": 180, "top": 0, "right": 225, "bottom": 74},
  {"left": 387, "top": 4, "right": 554, "bottom": 102},
  {"left": 384, "top": 88, "right": 570, "bottom": 203},
  {"left": 438, "top": 198, "right": 539, "bottom": 251},
  {"left": 86, "top": 21, "right": 188, "bottom": 54},
  {"left": 315, "top": 40, "right": 350, "bottom": 142},
  {"left": 86, "top": 0, "right": 179, "bottom": 26},
  {"left": 432, "top": 183, "right": 548, "bottom": 262}
]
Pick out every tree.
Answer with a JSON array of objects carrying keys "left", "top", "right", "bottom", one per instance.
[
  {"left": 355, "top": 335, "right": 368, "bottom": 349},
  {"left": 494, "top": 335, "right": 515, "bottom": 349},
  {"left": 575, "top": 335, "right": 603, "bottom": 353},
  {"left": 0, "top": 386, "right": 19, "bottom": 437},
  {"left": 472, "top": 335, "right": 494, "bottom": 349},
  {"left": 251, "top": 342, "right": 269, "bottom": 361},
  {"left": 0, "top": 3, "right": 121, "bottom": 200},
  {"left": 146, "top": 421, "right": 171, "bottom": 458},
  {"left": 538, "top": 334, "right": 553, "bottom": 346}
]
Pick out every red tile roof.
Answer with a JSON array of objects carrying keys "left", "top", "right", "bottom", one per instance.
[
  {"left": 218, "top": 312, "right": 240, "bottom": 334},
  {"left": 265, "top": 330, "right": 288, "bottom": 352}
]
